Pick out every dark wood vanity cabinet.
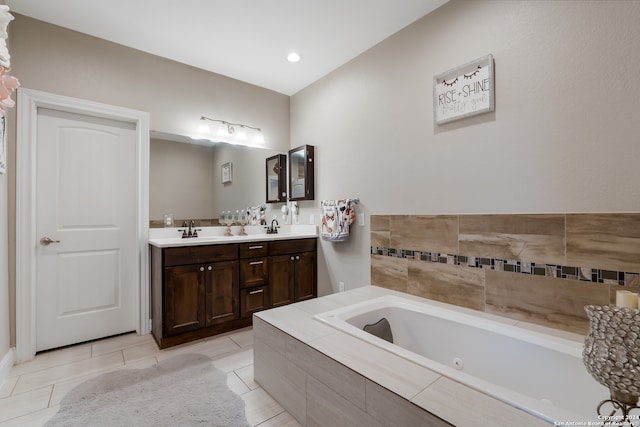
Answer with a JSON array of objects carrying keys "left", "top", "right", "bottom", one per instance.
[
  {"left": 151, "top": 243, "right": 243, "bottom": 348},
  {"left": 239, "top": 242, "right": 270, "bottom": 318},
  {"left": 163, "top": 258, "right": 239, "bottom": 336},
  {"left": 151, "top": 238, "right": 316, "bottom": 348},
  {"left": 269, "top": 239, "right": 317, "bottom": 307}
]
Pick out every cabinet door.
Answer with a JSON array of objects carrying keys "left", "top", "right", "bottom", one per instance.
[
  {"left": 164, "top": 265, "right": 205, "bottom": 336},
  {"left": 294, "top": 252, "right": 317, "bottom": 302},
  {"left": 269, "top": 254, "right": 294, "bottom": 308},
  {"left": 205, "top": 260, "right": 239, "bottom": 326}
]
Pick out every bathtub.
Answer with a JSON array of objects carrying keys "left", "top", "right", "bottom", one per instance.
[{"left": 314, "top": 295, "right": 608, "bottom": 424}]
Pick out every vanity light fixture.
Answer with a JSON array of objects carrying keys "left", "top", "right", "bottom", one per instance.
[{"left": 197, "top": 116, "right": 264, "bottom": 145}]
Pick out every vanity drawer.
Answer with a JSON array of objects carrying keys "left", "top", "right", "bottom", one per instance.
[
  {"left": 239, "top": 242, "right": 269, "bottom": 259},
  {"left": 269, "top": 238, "right": 316, "bottom": 256},
  {"left": 164, "top": 244, "right": 238, "bottom": 266},
  {"left": 240, "top": 286, "right": 270, "bottom": 318},
  {"left": 239, "top": 257, "right": 269, "bottom": 288}
]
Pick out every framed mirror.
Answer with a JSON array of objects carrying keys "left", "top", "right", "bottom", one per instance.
[
  {"left": 288, "top": 144, "right": 314, "bottom": 201},
  {"left": 266, "top": 154, "right": 287, "bottom": 203}
]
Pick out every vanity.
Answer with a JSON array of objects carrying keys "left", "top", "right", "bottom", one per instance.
[{"left": 149, "top": 226, "right": 317, "bottom": 348}]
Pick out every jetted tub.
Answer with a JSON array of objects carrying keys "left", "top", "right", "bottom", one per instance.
[{"left": 314, "top": 295, "right": 608, "bottom": 424}]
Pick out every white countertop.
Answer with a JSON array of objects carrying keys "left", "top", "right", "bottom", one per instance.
[{"left": 148, "top": 224, "right": 317, "bottom": 248}]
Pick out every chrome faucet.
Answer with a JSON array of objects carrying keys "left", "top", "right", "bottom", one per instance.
[{"left": 266, "top": 218, "right": 279, "bottom": 234}]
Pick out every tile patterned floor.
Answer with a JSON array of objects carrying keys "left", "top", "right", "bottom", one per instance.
[{"left": 0, "top": 328, "right": 301, "bottom": 426}]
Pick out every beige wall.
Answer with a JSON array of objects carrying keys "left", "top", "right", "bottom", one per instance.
[
  {"left": 291, "top": 0, "right": 640, "bottom": 296},
  {"left": 5, "top": 14, "right": 290, "bottom": 346}
]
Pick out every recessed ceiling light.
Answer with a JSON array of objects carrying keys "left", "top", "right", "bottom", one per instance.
[{"left": 287, "top": 52, "right": 302, "bottom": 63}]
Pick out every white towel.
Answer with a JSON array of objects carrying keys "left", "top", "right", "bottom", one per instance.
[{"left": 321, "top": 199, "right": 356, "bottom": 242}]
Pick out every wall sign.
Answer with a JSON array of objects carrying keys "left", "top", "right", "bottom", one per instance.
[
  {"left": 221, "top": 162, "right": 233, "bottom": 184},
  {"left": 433, "top": 54, "right": 494, "bottom": 125}
]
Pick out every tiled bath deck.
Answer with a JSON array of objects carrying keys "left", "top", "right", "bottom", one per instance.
[{"left": 254, "top": 286, "right": 586, "bottom": 427}]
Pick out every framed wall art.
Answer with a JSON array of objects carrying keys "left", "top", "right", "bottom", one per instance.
[
  {"left": 433, "top": 54, "right": 495, "bottom": 125},
  {"left": 221, "top": 161, "right": 233, "bottom": 184}
]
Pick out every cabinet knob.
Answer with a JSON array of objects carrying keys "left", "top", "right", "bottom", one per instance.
[
  {"left": 199, "top": 266, "right": 205, "bottom": 272},
  {"left": 296, "top": 256, "right": 300, "bottom": 260},
  {"left": 290, "top": 256, "right": 295, "bottom": 261},
  {"left": 207, "top": 266, "right": 213, "bottom": 271}
]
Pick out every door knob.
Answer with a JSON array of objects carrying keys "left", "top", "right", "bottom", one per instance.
[{"left": 40, "top": 237, "right": 61, "bottom": 245}]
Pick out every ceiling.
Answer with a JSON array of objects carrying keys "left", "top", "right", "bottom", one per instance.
[{"left": 6, "top": 0, "right": 448, "bottom": 95}]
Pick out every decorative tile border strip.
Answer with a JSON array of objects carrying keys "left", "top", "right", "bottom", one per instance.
[{"left": 371, "top": 246, "right": 640, "bottom": 287}]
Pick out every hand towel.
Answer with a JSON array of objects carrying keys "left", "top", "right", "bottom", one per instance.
[{"left": 321, "top": 199, "right": 356, "bottom": 242}]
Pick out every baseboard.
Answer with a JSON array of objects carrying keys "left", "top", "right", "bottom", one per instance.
[{"left": 0, "top": 347, "right": 14, "bottom": 385}]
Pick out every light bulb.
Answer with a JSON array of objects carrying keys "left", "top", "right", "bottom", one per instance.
[
  {"left": 196, "top": 120, "right": 210, "bottom": 134},
  {"left": 236, "top": 126, "right": 248, "bottom": 141},
  {"left": 252, "top": 130, "right": 265, "bottom": 144}
]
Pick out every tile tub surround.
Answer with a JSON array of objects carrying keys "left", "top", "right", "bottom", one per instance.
[
  {"left": 371, "top": 213, "right": 640, "bottom": 335},
  {"left": 253, "top": 286, "right": 558, "bottom": 427}
]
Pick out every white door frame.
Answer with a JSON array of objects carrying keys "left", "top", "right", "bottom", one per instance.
[{"left": 15, "top": 88, "right": 150, "bottom": 362}]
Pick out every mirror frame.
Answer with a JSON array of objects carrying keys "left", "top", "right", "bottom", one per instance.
[
  {"left": 266, "top": 154, "right": 287, "bottom": 203},
  {"left": 288, "top": 144, "right": 315, "bottom": 201}
]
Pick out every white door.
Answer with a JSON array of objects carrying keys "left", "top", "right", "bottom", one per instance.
[{"left": 35, "top": 107, "right": 138, "bottom": 352}]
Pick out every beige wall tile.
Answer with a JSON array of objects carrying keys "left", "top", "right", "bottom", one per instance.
[
  {"left": 371, "top": 231, "right": 390, "bottom": 249},
  {"left": 254, "top": 305, "right": 337, "bottom": 344},
  {"left": 370, "top": 215, "right": 390, "bottom": 231},
  {"left": 371, "top": 255, "right": 408, "bottom": 292},
  {"left": 253, "top": 338, "right": 306, "bottom": 424},
  {"left": 286, "top": 335, "right": 366, "bottom": 410},
  {"left": 485, "top": 270, "right": 609, "bottom": 334},
  {"left": 365, "top": 379, "right": 451, "bottom": 427},
  {"left": 390, "top": 215, "right": 458, "bottom": 253},
  {"left": 309, "top": 333, "right": 440, "bottom": 401},
  {"left": 306, "top": 375, "right": 384, "bottom": 427},
  {"left": 371, "top": 216, "right": 391, "bottom": 249},
  {"left": 252, "top": 317, "right": 287, "bottom": 355},
  {"left": 407, "top": 261, "right": 485, "bottom": 311},
  {"left": 412, "top": 377, "right": 549, "bottom": 427},
  {"left": 459, "top": 214, "right": 565, "bottom": 264},
  {"left": 567, "top": 213, "right": 640, "bottom": 273}
]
